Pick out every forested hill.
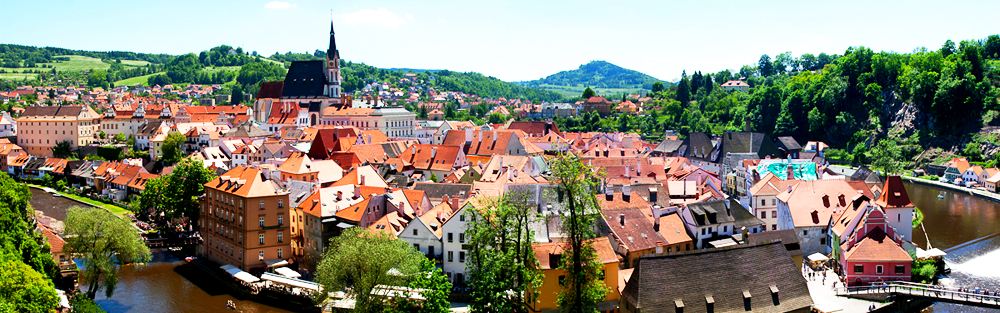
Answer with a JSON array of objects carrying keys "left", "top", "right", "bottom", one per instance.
[
  {"left": 515, "top": 60, "right": 663, "bottom": 95},
  {"left": 339, "top": 61, "right": 565, "bottom": 102}
]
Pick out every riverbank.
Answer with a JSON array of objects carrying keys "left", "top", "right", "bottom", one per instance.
[
  {"left": 26, "top": 184, "right": 130, "bottom": 216},
  {"left": 901, "top": 176, "right": 1000, "bottom": 203}
]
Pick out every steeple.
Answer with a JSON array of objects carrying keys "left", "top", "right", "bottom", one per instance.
[{"left": 327, "top": 21, "right": 338, "bottom": 60}]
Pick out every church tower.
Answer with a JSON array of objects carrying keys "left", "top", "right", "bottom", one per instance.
[{"left": 326, "top": 21, "right": 342, "bottom": 98}]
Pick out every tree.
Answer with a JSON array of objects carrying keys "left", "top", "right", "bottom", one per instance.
[
  {"left": 650, "top": 81, "right": 665, "bottom": 93},
  {"left": 0, "top": 258, "right": 59, "bottom": 313},
  {"left": 582, "top": 87, "right": 595, "bottom": 99},
  {"left": 69, "top": 294, "right": 108, "bottom": 313},
  {"left": 0, "top": 173, "right": 55, "bottom": 280},
  {"left": 549, "top": 154, "right": 607, "bottom": 312},
  {"left": 445, "top": 104, "right": 456, "bottom": 119},
  {"left": 676, "top": 77, "right": 690, "bottom": 106},
  {"left": 52, "top": 140, "right": 73, "bottom": 159},
  {"left": 231, "top": 84, "right": 244, "bottom": 104},
  {"left": 135, "top": 158, "right": 215, "bottom": 225},
  {"left": 467, "top": 192, "right": 544, "bottom": 313},
  {"left": 487, "top": 113, "right": 507, "bottom": 125},
  {"left": 867, "top": 137, "right": 904, "bottom": 175},
  {"left": 418, "top": 105, "right": 428, "bottom": 119},
  {"left": 758, "top": 54, "right": 775, "bottom": 76},
  {"left": 964, "top": 141, "right": 984, "bottom": 162},
  {"left": 314, "top": 227, "right": 424, "bottom": 312},
  {"left": 389, "top": 259, "right": 451, "bottom": 313},
  {"left": 64, "top": 207, "right": 151, "bottom": 299},
  {"left": 160, "top": 131, "right": 186, "bottom": 164},
  {"left": 87, "top": 70, "right": 109, "bottom": 89}
]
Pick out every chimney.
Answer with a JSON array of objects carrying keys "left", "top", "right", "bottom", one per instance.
[
  {"left": 431, "top": 147, "right": 438, "bottom": 158},
  {"left": 360, "top": 174, "right": 365, "bottom": 186},
  {"left": 442, "top": 194, "right": 450, "bottom": 207},
  {"left": 655, "top": 241, "right": 664, "bottom": 253},
  {"left": 787, "top": 185, "right": 792, "bottom": 193},
  {"left": 619, "top": 213, "right": 626, "bottom": 227},
  {"left": 786, "top": 165, "right": 794, "bottom": 180},
  {"left": 649, "top": 187, "right": 658, "bottom": 203},
  {"left": 744, "top": 118, "right": 751, "bottom": 132},
  {"left": 741, "top": 226, "right": 748, "bottom": 243},
  {"left": 452, "top": 196, "right": 459, "bottom": 211},
  {"left": 822, "top": 195, "right": 830, "bottom": 208},
  {"left": 622, "top": 185, "right": 631, "bottom": 202},
  {"left": 336, "top": 191, "right": 343, "bottom": 201}
]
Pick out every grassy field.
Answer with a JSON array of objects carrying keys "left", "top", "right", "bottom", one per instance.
[
  {"left": 119, "top": 59, "right": 150, "bottom": 67},
  {"left": 533, "top": 83, "right": 649, "bottom": 98},
  {"left": 0, "top": 72, "right": 39, "bottom": 80},
  {"left": 114, "top": 72, "right": 164, "bottom": 86},
  {"left": 27, "top": 184, "right": 129, "bottom": 217},
  {"left": 202, "top": 66, "right": 241, "bottom": 74}
]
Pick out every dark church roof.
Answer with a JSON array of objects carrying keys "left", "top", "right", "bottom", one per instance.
[
  {"left": 328, "top": 22, "right": 338, "bottom": 60},
  {"left": 281, "top": 61, "right": 327, "bottom": 99},
  {"left": 257, "top": 81, "right": 284, "bottom": 99},
  {"left": 622, "top": 241, "right": 812, "bottom": 313}
]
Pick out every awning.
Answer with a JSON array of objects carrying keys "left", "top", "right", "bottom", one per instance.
[
  {"left": 808, "top": 253, "right": 830, "bottom": 262},
  {"left": 221, "top": 264, "right": 260, "bottom": 283},
  {"left": 264, "top": 259, "right": 289, "bottom": 268},
  {"left": 261, "top": 272, "right": 321, "bottom": 291},
  {"left": 275, "top": 267, "right": 302, "bottom": 278}
]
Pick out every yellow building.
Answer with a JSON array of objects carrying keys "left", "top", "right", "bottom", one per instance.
[
  {"left": 530, "top": 237, "right": 620, "bottom": 313},
  {"left": 16, "top": 105, "right": 100, "bottom": 157}
]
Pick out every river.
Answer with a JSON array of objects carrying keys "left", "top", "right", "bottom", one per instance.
[
  {"left": 906, "top": 182, "right": 1000, "bottom": 312},
  {"left": 29, "top": 187, "right": 292, "bottom": 313}
]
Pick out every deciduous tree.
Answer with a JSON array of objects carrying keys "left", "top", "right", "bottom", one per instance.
[
  {"left": 549, "top": 154, "right": 607, "bottom": 312},
  {"left": 160, "top": 131, "right": 186, "bottom": 164},
  {"left": 65, "top": 207, "right": 151, "bottom": 299}
]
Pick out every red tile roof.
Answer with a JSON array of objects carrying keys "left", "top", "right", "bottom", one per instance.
[{"left": 874, "top": 176, "right": 913, "bottom": 208}]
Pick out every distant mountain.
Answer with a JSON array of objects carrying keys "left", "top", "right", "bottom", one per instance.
[{"left": 515, "top": 60, "right": 663, "bottom": 97}]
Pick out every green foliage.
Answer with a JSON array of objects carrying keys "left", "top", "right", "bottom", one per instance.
[
  {"left": 467, "top": 192, "right": 544, "bottom": 313},
  {"left": 519, "top": 60, "right": 662, "bottom": 90},
  {"left": 160, "top": 131, "right": 186, "bottom": 164},
  {"left": 429, "top": 173, "right": 439, "bottom": 182},
  {"left": 549, "top": 154, "right": 607, "bottom": 312},
  {"left": 314, "top": 227, "right": 424, "bottom": 312},
  {"left": 52, "top": 140, "right": 74, "bottom": 159},
  {"left": 65, "top": 206, "right": 152, "bottom": 299},
  {"left": 69, "top": 294, "right": 107, "bottom": 313},
  {"left": 340, "top": 61, "right": 563, "bottom": 102},
  {"left": 964, "top": 141, "right": 984, "bottom": 161},
  {"left": 135, "top": 158, "right": 215, "bottom": 224},
  {"left": 867, "top": 136, "right": 904, "bottom": 175},
  {"left": 911, "top": 259, "right": 938, "bottom": 284},
  {"left": 582, "top": 87, "right": 595, "bottom": 99},
  {"left": 0, "top": 173, "right": 56, "bottom": 280},
  {"left": 912, "top": 207, "right": 924, "bottom": 229},
  {"left": 0, "top": 258, "right": 59, "bottom": 313},
  {"left": 87, "top": 70, "right": 109, "bottom": 89},
  {"left": 388, "top": 259, "right": 451, "bottom": 313},
  {"left": 651, "top": 81, "right": 665, "bottom": 93}
]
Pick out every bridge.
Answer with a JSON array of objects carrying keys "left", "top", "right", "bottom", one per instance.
[{"left": 838, "top": 281, "right": 1000, "bottom": 309}]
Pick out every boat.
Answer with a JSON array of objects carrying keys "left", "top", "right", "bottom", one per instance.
[
  {"left": 185, "top": 256, "right": 198, "bottom": 262},
  {"left": 52, "top": 193, "right": 62, "bottom": 197},
  {"left": 226, "top": 300, "right": 236, "bottom": 310},
  {"left": 938, "top": 192, "right": 945, "bottom": 199},
  {"left": 167, "top": 247, "right": 182, "bottom": 252}
]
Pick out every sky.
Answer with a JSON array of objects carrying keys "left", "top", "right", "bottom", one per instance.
[{"left": 3, "top": 0, "right": 1000, "bottom": 82}]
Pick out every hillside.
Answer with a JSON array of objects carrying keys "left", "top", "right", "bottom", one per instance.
[
  {"left": 341, "top": 61, "right": 564, "bottom": 102},
  {"left": 516, "top": 60, "right": 663, "bottom": 97}
]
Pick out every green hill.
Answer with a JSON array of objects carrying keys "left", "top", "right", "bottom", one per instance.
[{"left": 516, "top": 60, "right": 663, "bottom": 97}]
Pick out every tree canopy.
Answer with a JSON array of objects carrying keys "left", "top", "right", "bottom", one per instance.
[
  {"left": 64, "top": 207, "right": 151, "bottom": 299},
  {"left": 549, "top": 154, "right": 607, "bottom": 312},
  {"left": 135, "top": 157, "right": 215, "bottom": 225},
  {"left": 160, "top": 132, "right": 186, "bottom": 164}
]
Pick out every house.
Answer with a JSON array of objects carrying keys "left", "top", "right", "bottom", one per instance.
[
  {"left": 441, "top": 198, "right": 475, "bottom": 284},
  {"left": 748, "top": 172, "right": 799, "bottom": 232},
  {"left": 619, "top": 241, "right": 813, "bottom": 313},
  {"left": 872, "top": 176, "right": 915, "bottom": 242},
  {"left": 395, "top": 144, "right": 468, "bottom": 178},
  {"left": 839, "top": 208, "right": 912, "bottom": 286},
  {"left": 16, "top": 105, "right": 101, "bottom": 157},
  {"left": 987, "top": 173, "right": 1000, "bottom": 193},
  {"left": 681, "top": 198, "right": 764, "bottom": 249},
  {"left": 775, "top": 136, "right": 802, "bottom": 159},
  {"left": 943, "top": 157, "right": 970, "bottom": 183},
  {"left": 978, "top": 167, "right": 999, "bottom": 186},
  {"left": 599, "top": 195, "right": 664, "bottom": 267},
  {"left": 745, "top": 229, "right": 804, "bottom": 269},
  {"left": 719, "top": 80, "right": 750, "bottom": 92},
  {"left": 775, "top": 179, "right": 874, "bottom": 257},
  {"left": 531, "top": 237, "right": 620, "bottom": 313},
  {"left": 398, "top": 201, "right": 456, "bottom": 260},
  {"left": 963, "top": 165, "right": 983, "bottom": 186}
]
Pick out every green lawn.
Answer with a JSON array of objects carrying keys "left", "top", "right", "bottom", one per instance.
[
  {"left": 0, "top": 72, "right": 39, "bottom": 80},
  {"left": 119, "top": 59, "right": 150, "bottom": 67},
  {"left": 62, "top": 193, "right": 129, "bottom": 217},
  {"left": 115, "top": 72, "right": 164, "bottom": 86},
  {"left": 202, "top": 66, "right": 241, "bottom": 74},
  {"left": 3, "top": 55, "right": 152, "bottom": 75}
]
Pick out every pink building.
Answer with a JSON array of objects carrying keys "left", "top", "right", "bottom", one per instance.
[{"left": 839, "top": 208, "right": 912, "bottom": 286}]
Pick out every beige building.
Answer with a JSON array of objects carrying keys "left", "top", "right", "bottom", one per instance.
[
  {"left": 201, "top": 166, "right": 292, "bottom": 271},
  {"left": 17, "top": 105, "right": 100, "bottom": 157}
]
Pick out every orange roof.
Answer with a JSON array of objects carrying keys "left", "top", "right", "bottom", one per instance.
[
  {"left": 949, "top": 158, "right": 971, "bottom": 173},
  {"left": 205, "top": 166, "right": 285, "bottom": 198},
  {"left": 874, "top": 176, "right": 913, "bottom": 209},
  {"left": 656, "top": 213, "right": 694, "bottom": 246},
  {"left": 334, "top": 198, "right": 371, "bottom": 222},
  {"left": 776, "top": 180, "right": 868, "bottom": 228},
  {"left": 534, "top": 237, "right": 618, "bottom": 270},
  {"left": 348, "top": 144, "right": 390, "bottom": 164},
  {"left": 842, "top": 226, "right": 912, "bottom": 262},
  {"left": 397, "top": 144, "right": 462, "bottom": 172}
]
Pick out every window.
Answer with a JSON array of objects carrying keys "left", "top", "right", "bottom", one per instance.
[
  {"left": 447, "top": 233, "right": 453, "bottom": 242},
  {"left": 820, "top": 237, "right": 826, "bottom": 245},
  {"left": 772, "top": 211, "right": 777, "bottom": 218},
  {"left": 772, "top": 199, "right": 776, "bottom": 205},
  {"left": 854, "top": 264, "right": 864, "bottom": 273},
  {"left": 459, "top": 233, "right": 465, "bottom": 243},
  {"left": 259, "top": 217, "right": 265, "bottom": 227},
  {"left": 761, "top": 199, "right": 765, "bottom": 206},
  {"left": 760, "top": 211, "right": 766, "bottom": 219},
  {"left": 259, "top": 250, "right": 264, "bottom": 261},
  {"left": 460, "top": 214, "right": 465, "bottom": 222},
  {"left": 277, "top": 248, "right": 283, "bottom": 259},
  {"left": 803, "top": 230, "right": 808, "bottom": 236},
  {"left": 277, "top": 232, "right": 283, "bottom": 242},
  {"left": 772, "top": 224, "right": 777, "bottom": 231},
  {"left": 413, "top": 229, "right": 418, "bottom": 236},
  {"left": 895, "top": 265, "right": 905, "bottom": 274},
  {"left": 259, "top": 234, "right": 265, "bottom": 245},
  {"left": 239, "top": 233, "right": 242, "bottom": 244},
  {"left": 278, "top": 215, "right": 283, "bottom": 226},
  {"left": 876, "top": 265, "right": 883, "bottom": 274},
  {"left": 259, "top": 201, "right": 265, "bottom": 210},
  {"left": 723, "top": 226, "right": 728, "bottom": 233},
  {"left": 459, "top": 251, "right": 465, "bottom": 262},
  {"left": 447, "top": 251, "right": 453, "bottom": 262},
  {"left": 278, "top": 200, "right": 284, "bottom": 208},
  {"left": 414, "top": 244, "right": 419, "bottom": 251}
]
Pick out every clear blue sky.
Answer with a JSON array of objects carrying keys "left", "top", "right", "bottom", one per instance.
[{"left": 3, "top": 0, "right": 999, "bottom": 82}]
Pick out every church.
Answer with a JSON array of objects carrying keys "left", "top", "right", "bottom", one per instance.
[{"left": 254, "top": 22, "right": 415, "bottom": 138}]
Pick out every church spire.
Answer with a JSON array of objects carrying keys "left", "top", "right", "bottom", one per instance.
[{"left": 327, "top": 20, "right": 338, "bottom": 60}]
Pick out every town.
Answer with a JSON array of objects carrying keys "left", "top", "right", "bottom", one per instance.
[{"left": 5, "top": 9, "right": 1000, "bottom": 313}]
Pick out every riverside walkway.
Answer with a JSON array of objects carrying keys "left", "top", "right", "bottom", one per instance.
[{"left": 838, "top": 281, "right": 1000, "bottom": 309}]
